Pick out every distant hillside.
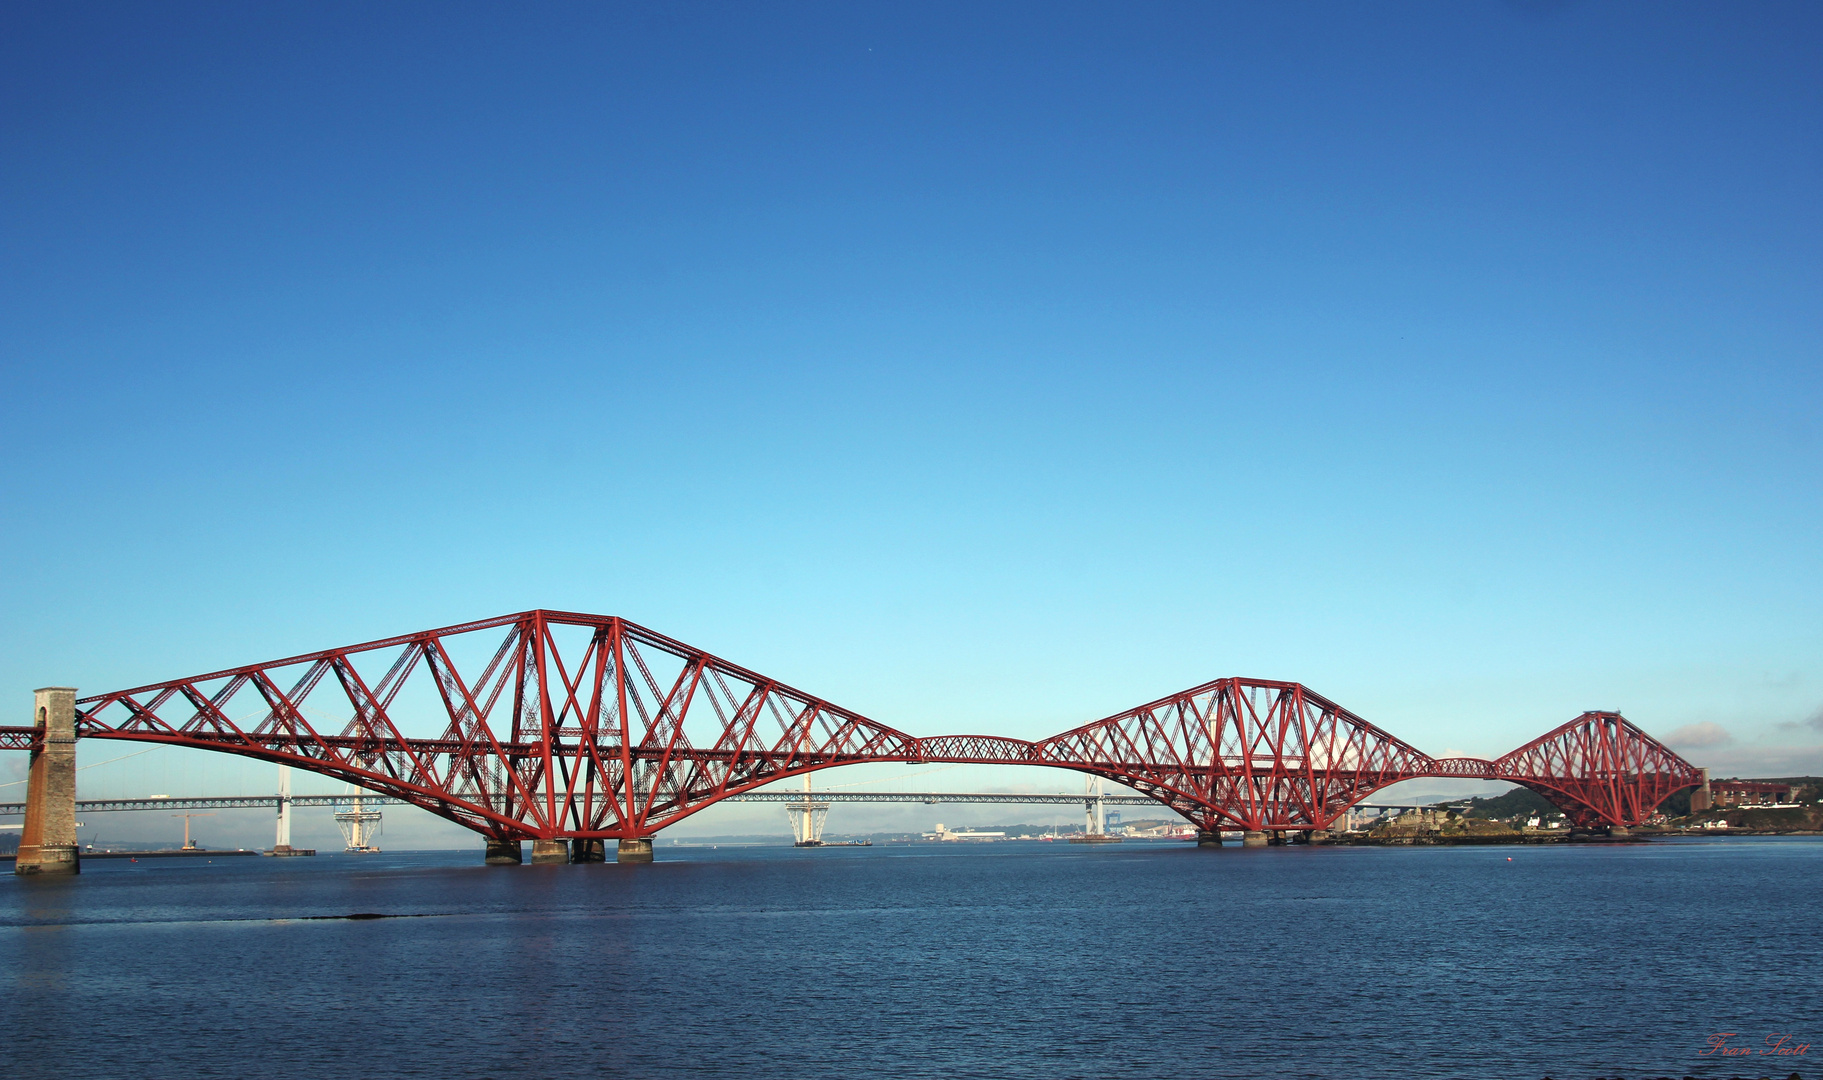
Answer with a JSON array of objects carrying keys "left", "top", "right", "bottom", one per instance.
[{"left": 1454, "top": 787, "right": 1558, "bottom": 820}]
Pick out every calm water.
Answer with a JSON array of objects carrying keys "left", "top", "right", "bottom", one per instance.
[{"left": 2, "top": 837, "right": 1818, "bottom": 1080}]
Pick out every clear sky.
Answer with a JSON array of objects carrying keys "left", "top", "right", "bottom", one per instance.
[{"left": 2, "top": 3, "right": 1819, "bottom": 845}]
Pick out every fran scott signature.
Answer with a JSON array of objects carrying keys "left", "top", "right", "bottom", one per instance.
[
  {"left": 1536, "top": 1034, "right": 1812, "bottom": 1080},
  {"left": 1701, "top": 1032, "right": 1811, "bottom": 1058}
]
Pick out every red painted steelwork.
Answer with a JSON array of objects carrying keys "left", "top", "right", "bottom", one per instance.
[
  {"left": 0, "top": 727, "right": 40, "bottom": 751},
  {"left": 1031, "top": 678, "right": 1438, "bottom": 833},
  {"left": 72, "top": 611, "right": 923, "bottom": 843},
  {"left": 51, "top": 611, "right": 1700, "bottom": 838},
  {"left": 1496, "top": 711, "right": 1704, "bottom": 829}
]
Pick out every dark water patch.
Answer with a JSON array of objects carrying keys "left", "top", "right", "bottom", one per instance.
[{"left": 1, "top": 839, "right": 1818, "bottom": 1080}]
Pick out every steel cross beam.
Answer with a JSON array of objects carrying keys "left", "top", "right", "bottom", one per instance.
[{"left": 11, "top": 610, "right": 1701, "bottom": 839}]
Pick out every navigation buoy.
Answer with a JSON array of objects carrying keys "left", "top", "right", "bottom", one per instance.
[{"left": 1506, "top": 857, "right": 1513, "bottom": 862}]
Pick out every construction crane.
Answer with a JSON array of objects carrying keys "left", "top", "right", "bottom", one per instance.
[{"left": 171, "top": 812, "right": 216, "bottom": 850}]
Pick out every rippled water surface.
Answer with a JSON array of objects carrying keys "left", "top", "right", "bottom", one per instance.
[{"left": 3, "top": 837, "right": 1819, "bottom": 1080}]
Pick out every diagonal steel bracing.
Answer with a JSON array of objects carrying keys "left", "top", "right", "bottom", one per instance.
[{"left": 0, "top": 610, "right": 1703, "bottom": 837}]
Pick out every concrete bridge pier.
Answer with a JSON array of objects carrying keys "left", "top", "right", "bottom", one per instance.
[
  {"left": 484, "top": 838, "right": 523, "bottom": 864},
  {"left": 1240, "top": 831, "right": 1269, "bottom": 847},
  {"left": 1195, "top": 830, "right": 1224, "bottom": 847},
  {"left": 15, "top": 688, "right": 80, "bottom": 877},
  {"left": 570, "top": 839, "right": 606, "bottom": 863},
  {"left": 616, "top": 837, "right": 655, "bottom": 863},
  {"left": 1607, "top": 825, "right": 1631, "bottom": 838},
  {"left": 530, "top": 839, "right": 569, "bottom": 864}
]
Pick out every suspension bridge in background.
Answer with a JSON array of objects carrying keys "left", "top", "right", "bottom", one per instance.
[{"left": 5, "top": 610, "right": 1705, "bottom": 872}]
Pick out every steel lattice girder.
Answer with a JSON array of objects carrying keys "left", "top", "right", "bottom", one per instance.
[
  {"left": 49, "top": 611, "right": 1705, "bottom": 837},
  {"left": 1495, "top": 712, "right": 1705, "bottom": 828},
  {"left": 0, "top": 727, "right": 39, "bottom": 751},
  {"left": 73, "top": 611, "right": 924, "bottom": 841},
  {"left": 1024, "top": 678, "right": 1436, "bottom": 832}
]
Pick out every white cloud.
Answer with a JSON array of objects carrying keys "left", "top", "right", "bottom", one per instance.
[
  {"left": 1671, "top": 743, "right": 1823, "bottom": 778},
  {"left": 1661, "top": 721, "right": 1733, "bottom": 749}
]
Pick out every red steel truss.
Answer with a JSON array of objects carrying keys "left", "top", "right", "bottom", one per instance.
[
  {"left": 1495, "top": 711, "right": 1704, "bottom": 829},
  {"left": 0, "top": 611, "right": 1703, "bottom": 838},
  {"left": 62, "top": 611, "right": 925, "bottom": 843},
  {"left": 1025, "top": 678, "right": 1444, "bottom": 833}
]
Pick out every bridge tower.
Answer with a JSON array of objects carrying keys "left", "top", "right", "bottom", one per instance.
[
  {"left": 15, "top": 687, "right": 80, "bottom": 876},
  {"left": 334, "top": 788, "right": 383, "bottom": 853},
  {"left": 267, "top": 765, "right": 299, "bottom": 855},
  {"left": 787, "top": 774, "right": 831, "bottom": 846},
  {"left": 1069, "top": 776, "right": 1121, "bottom": 843}
]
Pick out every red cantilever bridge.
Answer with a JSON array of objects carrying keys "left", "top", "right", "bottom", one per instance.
[{"left": 3, "top": 610, "right": 1702, "bottom": 862}]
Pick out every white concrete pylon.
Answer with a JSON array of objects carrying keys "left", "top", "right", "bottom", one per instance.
[
  {"left": 275, "top": 764, "right": 291, "bottom": 850},
  {"left": 1083, "top": 775, "right": 1108, "bottom": 836},
  {"left": 786, "top": 773, "right": 830, "bottom": 845}
]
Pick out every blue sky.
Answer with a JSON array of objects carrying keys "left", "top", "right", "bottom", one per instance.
[{"left": 3, "top": 3, "right": 1819, "bottom": 843}]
